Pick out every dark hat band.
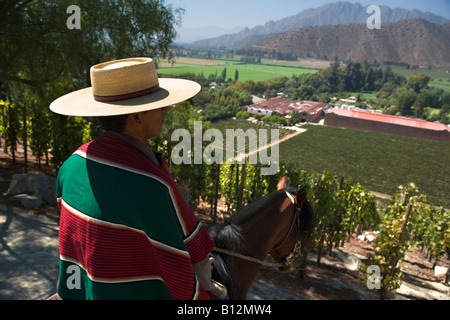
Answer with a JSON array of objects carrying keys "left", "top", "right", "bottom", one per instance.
[{"left": 94, "top": 84, "right": 160, "bottom": 102}]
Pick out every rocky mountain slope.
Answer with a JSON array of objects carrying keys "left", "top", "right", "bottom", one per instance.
[{"left": 250, "top": 19, "right": 450, "bottom": 69}]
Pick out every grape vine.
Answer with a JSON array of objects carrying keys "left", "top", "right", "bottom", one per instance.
[{"left": 364, "top": 183, "right": 449, "bottom": 299}]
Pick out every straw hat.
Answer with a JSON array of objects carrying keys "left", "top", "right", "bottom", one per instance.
[{"left": 50, "top": 57, "right": 201, "bottom": 117}]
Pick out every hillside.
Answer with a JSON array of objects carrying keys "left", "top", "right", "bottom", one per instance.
[
  {"left": 250, "top": 19, "right": 450, "bottom": 69},
  {"left": 190, "top": 1, "right": 449, "bottom": 49}
]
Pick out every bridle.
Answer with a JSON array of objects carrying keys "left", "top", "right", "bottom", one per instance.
[
  {"left": 212, "top": 191, "right": 302, "bottom": 271},
  {"left": 269, "top": 191, "right": 302, "bottom": 270}
]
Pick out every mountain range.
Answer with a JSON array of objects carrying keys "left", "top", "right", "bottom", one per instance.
[
  {"left": 251, "top": 19, "right": 450, "bottom": 69},
  {"left": 189, "top": 1, "right": 449, "bottom": 50}
]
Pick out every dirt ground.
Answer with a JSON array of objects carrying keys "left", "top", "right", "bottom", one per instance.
[
  {"left": 248, "top": 240, "right": 449, "bottom": 300},
  {"left": 0, "top": 140, "right": 449, "bottom": 300}
]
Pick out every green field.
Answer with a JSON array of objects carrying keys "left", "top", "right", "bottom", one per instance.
[
  {"left": 279, "top": 124, "right": 450, "bottom": 208},
  {"left": 430, "top": 80, "right": 450, "bottom": 92},
  {"left": 349, "top": 91, "right": 378, "bottom": 99},
  {"left": 211, "top": 120, "right": 450, "bottom": 208},
  {"left": 160, "top": 58, "right": 450, "bottom": 91},
  {"left": 387, "top": 65, "right": 450, "bottom": 81},
  {"left": 385, "top": 65, "right": 450, "bottom": 92},
  {"left": 158, "top": 60, "right": 318, "bottom": 82}
]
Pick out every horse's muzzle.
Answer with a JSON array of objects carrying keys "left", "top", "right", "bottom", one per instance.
[
  {"left": 273, "top": 242, "right": 302, "bottom": 273},
  {"left": 276, "top": 254, "right": 301, "bottom": 273}
]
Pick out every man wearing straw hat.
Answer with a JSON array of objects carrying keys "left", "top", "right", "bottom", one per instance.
[{"left": 50, "top": 57, "right": 226, "bottom": 300}]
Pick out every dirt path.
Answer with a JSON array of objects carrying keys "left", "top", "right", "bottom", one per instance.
[
  {"left": 0, "top": 200, "right": 59, "bottom": 300},
  {"left": 370, "top": 191, "right": 392, "bottom": 200},
  {"left": 234, "top": 128, "right": 306, "bottom": 163}
]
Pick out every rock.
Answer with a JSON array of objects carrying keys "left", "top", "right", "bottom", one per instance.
[
  {"left": 6, "top": 174, "right": 57, "bottom": 209},
  {"left": 12, "top": 194, "right": 43, "bottom": 210},
  {"left": 343, "top": 253, "right": 362, "bottom": 271},
  {"left": 331, "top": 250, "right": 363, "bottom": 271},
  {"left": 358, "top": 232, "right": 377, "bottom": 242},
  {"left": 434, "top": 266, "right": 449, "bottom": 278}
]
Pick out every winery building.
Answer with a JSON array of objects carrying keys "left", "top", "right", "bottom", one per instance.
[
  {"left": 324, "top": 108, "right": 450, "bottom": 142},
  {"left": 247, "top": 97, "right": 326, "bottom": 123}
]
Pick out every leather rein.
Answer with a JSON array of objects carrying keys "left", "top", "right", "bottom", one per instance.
[{"left": 212, "top": 191, "right": 302, "bottom": 270}]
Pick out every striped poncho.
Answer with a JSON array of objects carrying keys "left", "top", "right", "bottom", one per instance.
[{"left": 56, "top": 133, "right": 215, "bottom": 300}]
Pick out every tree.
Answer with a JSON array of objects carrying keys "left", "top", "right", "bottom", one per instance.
[
  {"left": 407, "top": 73, "right": 431, "bottom": 94},
  {"left": 0, "top": 0, "right": 184, "bottom": 170},
  {"left": 221, "top": 68, "right": 227, "bottom": 82},
  {"left": 345, "top": 63, "right": 363, "bottom": 92},
  {"left": 382, "top": 66, "right": 394, "bottom": 84},
  {"left": 364, "top": 67, "right": 376, "bottom": 91},
  {"left": 415, "top": 89, "right": 440, "bottom": 118},
  {"left": 319, "top": 62, "right": 342, "bottom": 92},
  {"left": 2, "top": 0, "right": 184, "bottom": 85},
  {"left": 439, "top": 104, "right": 450, "bottom": 124},
  {"left": 396, "top": 88, "right": 417, "bottom": 116},
  {"left": 296, "top": 85, "right": 316, "bottom": 100}
]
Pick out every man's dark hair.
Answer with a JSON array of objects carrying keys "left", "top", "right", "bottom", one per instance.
[{"left": 98, "top": 114, "right": 129, "bottom": 133}]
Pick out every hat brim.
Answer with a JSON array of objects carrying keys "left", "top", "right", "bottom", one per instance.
[{"left": 50, "top": 78, "right": 201, "bottom": 117}]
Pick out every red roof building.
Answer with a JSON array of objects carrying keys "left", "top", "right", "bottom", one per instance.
[
  {"left": 247, "top": 97, "right": 326, "bottom": 123},
  {"left": 325, "top": 108, "right": 450, "bottom": 141}
]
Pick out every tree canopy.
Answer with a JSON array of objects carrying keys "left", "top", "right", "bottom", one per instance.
[
  {"left": 0, "top": 0, "right": 183, "bottom": 169},
  {"left": 1, "top": 0, "right": 183, "bottom": 88}
]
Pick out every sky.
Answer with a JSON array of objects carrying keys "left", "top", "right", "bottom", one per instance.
[{"left": 168, "top": 0, "right": 450, "bottom": 31}]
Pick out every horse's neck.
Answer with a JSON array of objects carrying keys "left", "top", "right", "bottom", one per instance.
[
  {"left": 238, "top": 221, "right": 277, "bottom": 260},
  {"left": 227, "top": 192, "right": 288, "bottom": 299},
  {"left": 237, "top": 191, "right": 287, "bottom": 257}
]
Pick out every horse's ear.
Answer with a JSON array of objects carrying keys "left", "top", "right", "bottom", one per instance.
[
  {"left": 277, "top": 175, "right": 289, "bottom": 191},
  {"left": 296, "top": 186, "right": 308, "bottom": 206}
]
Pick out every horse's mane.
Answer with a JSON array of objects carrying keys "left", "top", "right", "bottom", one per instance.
[{"left": 209, "top": 222, "right": 239, "bottom": 296}]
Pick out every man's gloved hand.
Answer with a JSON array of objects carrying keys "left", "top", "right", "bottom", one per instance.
[
  {"left": 193, "top": 256, "right": 229, "bottom": 300},
  {"left": 210, "top": 280, "right": 228, "bottom": 300}
]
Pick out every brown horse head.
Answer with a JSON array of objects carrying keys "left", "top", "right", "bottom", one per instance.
[
  {"left": 210, "top": 175, "right": 314, "bottom": 299},
  {"left": 269, "top": 176, "right": 311, "bottom": 273}
]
